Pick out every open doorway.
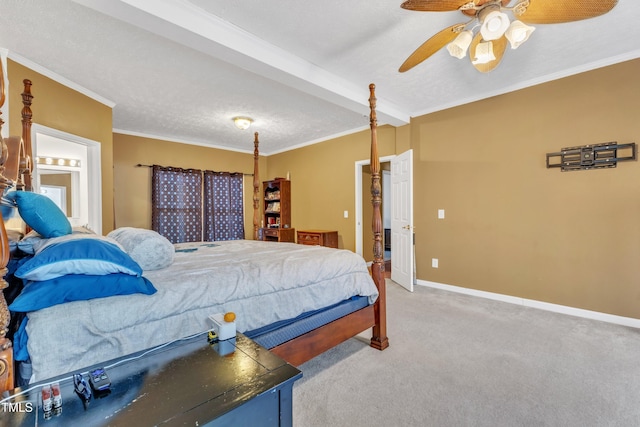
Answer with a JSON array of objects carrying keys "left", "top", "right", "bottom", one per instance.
[
  {"left": 355, "top": 156, "right": 394, "bottom": 277},
  {"left": 382, "top": 169, "right": 391, "bottom": 274},
  {"left": 356, "top": 150, "right": 414, "bottom": 291}
]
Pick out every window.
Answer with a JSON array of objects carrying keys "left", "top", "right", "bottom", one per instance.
[
  {"left": 151, "top": 166, "right": 202, "bottom": 243},
  {"left": 151, "top": 166, "right": 244, "bottom": 243},
  {"left": 203, "top": 171, "right": 244, "bottom": 241}
]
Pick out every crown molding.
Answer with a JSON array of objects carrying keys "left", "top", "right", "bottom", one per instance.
[
  {"left": 6, "top": 50, "right": 116, "bottom": 108},
  {"left": 411, "top": 49, "right": 640, "bottom": 119}
]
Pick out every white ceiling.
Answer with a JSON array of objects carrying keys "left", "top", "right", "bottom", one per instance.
[{"left": 0, "top": 0, "right": 638, "bottom": 155}]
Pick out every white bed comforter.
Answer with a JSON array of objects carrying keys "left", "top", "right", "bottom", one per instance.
[{"left": 25, "top": 240, "right": 379, "bottom": 381}]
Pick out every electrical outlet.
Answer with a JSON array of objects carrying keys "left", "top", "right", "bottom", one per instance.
[
  {"left": 344, "top": 210, "right": 349, "bottom": 218},
  {"left": 438, "top": 209, "right": 445, "bottom": 219},
  {"left": 432, "top": 258, "right": 439, "bottom": 268}
]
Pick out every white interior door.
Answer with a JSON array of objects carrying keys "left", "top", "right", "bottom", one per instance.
[{"left": 391, "top": 149, "right": 414, "bottom": 292}]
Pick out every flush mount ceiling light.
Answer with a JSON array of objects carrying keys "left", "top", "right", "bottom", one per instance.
[
  {"left": 399, "top": 0, "right": 618, "bottom": 73},
  {"left": 232, "top": 116, "right": 253, "bottom": 130}
]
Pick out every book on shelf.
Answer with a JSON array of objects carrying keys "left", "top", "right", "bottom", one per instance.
[
  {"left": 265, "top": 190, "right": 280, "bottom": 201},
  {"left": 267, "top": 217, "right": 281, "bottom": 228},
  {"left": 265, "top": 201, "right": 280, "bottom": 213}
]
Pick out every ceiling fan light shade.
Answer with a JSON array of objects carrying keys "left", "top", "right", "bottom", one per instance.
[
  {"left": 505, "top": 20, "right": 535, "bottom": 49},
  {"left": 446, "top": 30, "right": 473, "bottom": 59},
  {"left": 480, "top": 10, "right": 510, "bottom": 41},
  {"left": 472, "top": 41, "right": 496, "bottom": 65}
]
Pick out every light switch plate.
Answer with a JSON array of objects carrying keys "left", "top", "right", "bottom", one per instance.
[{"left": 438, "top": 209, "right": 445, "bottom": 219}]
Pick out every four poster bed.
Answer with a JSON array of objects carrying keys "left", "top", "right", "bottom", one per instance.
[{"left": 0, "top": 73, "right": 388, "bottom": 393}]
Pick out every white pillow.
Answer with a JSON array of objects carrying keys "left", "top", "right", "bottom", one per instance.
[{"left": 107, "top": 227, "right": 175, "bottom": 271}]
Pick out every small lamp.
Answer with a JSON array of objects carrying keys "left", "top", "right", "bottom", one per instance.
[
  {"left": 505, "top": 20, "right": 535, "bottom": 49},
  {"left": 447, "top": 31, "right": 473, "bottom": 59},
  {"left": 233, "top": 117, "right": 253, "bottom": 130},
  {"left": 472, "top": 41, "right": 496, "bottom": 65}
]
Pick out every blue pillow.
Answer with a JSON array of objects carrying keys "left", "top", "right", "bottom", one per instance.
[
  {"left": 1, "top": 204, "right": 15, "bottom": 221},
  {"left": 9, "top": 273, "right": 157, "bottom": 312},
  {"left": 15, "top": 238, "right": 143, "bottom": 281},
  {"left": 5, "top": 191, "right": 72, "bottom": 238}
]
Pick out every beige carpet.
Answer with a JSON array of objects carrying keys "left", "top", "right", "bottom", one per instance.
[{"left": 293, "top": 280, "right": 640, "bottom": 427}]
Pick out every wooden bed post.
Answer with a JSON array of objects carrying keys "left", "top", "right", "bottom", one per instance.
[
  {"left": 253, "top": 132, "right": 260, "bottom": 240},
  {"left": 20, "top": 79, "right": 33, "bottom": 192},
  {"left": 368, "top": 84, "right": 389, "bottom": 351},
  {"left": 0, "top": 151, "right": 12, "bottom": 393},
  {"left": 0, "top": 61, "right": 14, "bottom": 392}
]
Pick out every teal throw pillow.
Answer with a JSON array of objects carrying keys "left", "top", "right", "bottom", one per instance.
[{"left": 5, "top": 191, "right": 72, "bottom": 238}]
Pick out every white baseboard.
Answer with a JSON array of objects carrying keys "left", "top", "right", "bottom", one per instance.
[{"left": 416, "top": 279, "right": 640, "bottom": 329}]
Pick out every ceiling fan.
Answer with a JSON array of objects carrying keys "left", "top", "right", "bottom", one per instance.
[{"left": 399, "top": 0, "right": 619, "bottom": 73}]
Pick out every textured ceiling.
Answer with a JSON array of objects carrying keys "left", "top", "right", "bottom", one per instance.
[{"left": 0, "top": 0, "right": 638, "bottom": 155}]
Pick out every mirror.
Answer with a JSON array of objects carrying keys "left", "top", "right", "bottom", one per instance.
[
  {"left": 39, "top": 170, "right": 77, "bottom": 217},
  {"left": 32, "top": 125, "right": 102, "bottom": 233}
]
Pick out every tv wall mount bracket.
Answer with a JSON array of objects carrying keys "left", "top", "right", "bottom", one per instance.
[{"left": 546, "top": 142, "right": 636, "bottom": 172}]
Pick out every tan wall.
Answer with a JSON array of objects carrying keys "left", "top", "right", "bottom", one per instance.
[
  {"left": 412, "top": 58, "right": 640, "bottom": 319},
  {"left": 266, "top": 125, "right": 396, "bottom": 251},
  {"left": 112, "top": 133, "right": 264, "bottom": 237},
  {"left": 7, "top": 59, "right": 114, "bottom": 232}
]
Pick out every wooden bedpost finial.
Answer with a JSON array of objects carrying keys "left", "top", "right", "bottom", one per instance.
[
  {"left": 368, "top": 84, "right": 377, "bottom": 126},
  {"left": 253, "top": 132, "right": 260, "bottom": 241}
]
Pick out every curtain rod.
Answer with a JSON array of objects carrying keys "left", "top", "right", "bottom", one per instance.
[{"left": 135, "top": 164, "right": 253, "bottom": 176}]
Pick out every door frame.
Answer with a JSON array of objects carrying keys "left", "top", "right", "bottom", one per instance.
[
  {"left": 354, "top": 154, "right": 396, "bottom": 257},
  {"left": 32, "top": 123, "right": 103, "bottom": 234}
]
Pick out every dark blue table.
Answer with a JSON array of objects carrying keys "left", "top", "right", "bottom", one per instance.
[{"left": 1, "top": 333, "right": 302, "bottom": 426}]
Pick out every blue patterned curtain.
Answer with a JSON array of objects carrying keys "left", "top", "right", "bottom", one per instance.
[
  {"left": 203, "top": 171, "right": 244, "bottom": 241},
  {"left": 151, "top": 166, "right": 203, "bottom": 243},
  {"left": 151, "top": 166, "right": 244, "bottom": 243}
]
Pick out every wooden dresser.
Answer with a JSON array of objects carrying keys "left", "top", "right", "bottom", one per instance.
[{"left": 297, "top": 230, "right": 338, "bottom": 248}]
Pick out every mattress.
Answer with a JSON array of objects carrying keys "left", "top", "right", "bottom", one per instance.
[{"left": 24, "top": 240, "right": 379, "bottom": 382}]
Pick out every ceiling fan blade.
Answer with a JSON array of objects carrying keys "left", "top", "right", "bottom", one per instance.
[
  {"left": 515, "top": 0, "right": 618, "bottom": 24},
  {"left": 400, "top": 0, "right": 471, "bottom": 12},
  {"left": 469, "top": 33, "right": 507, "bottom": 73},
  {"left": 399, "top": 24, "right": 463, "bottom": 72}
]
